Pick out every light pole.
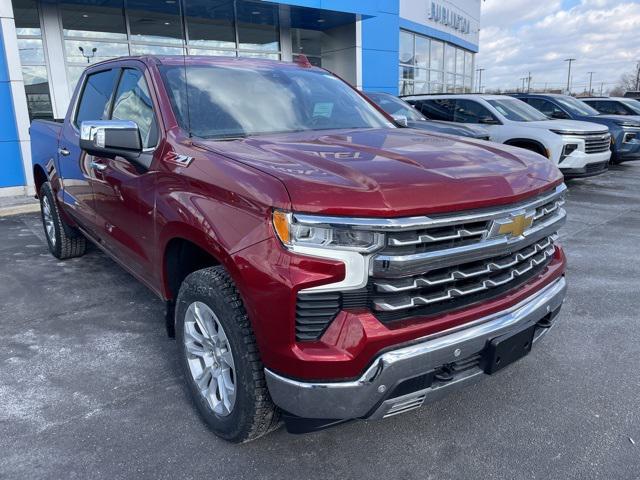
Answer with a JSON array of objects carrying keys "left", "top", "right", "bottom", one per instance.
[
  {"left": 78, "top": 46, "right": 97, "bottom": 64},
  {"left": 636, "top": 61, "right": 640, "bottom": 91},
  {"left": 587, "top": 72, "right": 595, "bottom": 95},
  {"left": 476, "top": 67, "right": 485, "bottom": 93},
  {"left": 564, "top": 58, "right": 576, "bottom": 94},
  {"left": 520, "top": 77, "right": 527, "bottom": 93}
]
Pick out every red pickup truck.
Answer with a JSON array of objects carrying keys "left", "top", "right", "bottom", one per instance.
[{"left": 30, "top": 56, "right": 567, "bottom": 442}]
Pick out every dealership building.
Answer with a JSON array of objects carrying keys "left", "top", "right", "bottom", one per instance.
[{"left": 0, "top": 0, "right": 481, "bottom": 195}]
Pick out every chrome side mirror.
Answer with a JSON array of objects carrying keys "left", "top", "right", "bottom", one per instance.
[
  {"left": 79, "top": 120, "right": 142, "bottom": 160},
  {"left": 392, "top": 114, "right": 409, "bottom": 127}
]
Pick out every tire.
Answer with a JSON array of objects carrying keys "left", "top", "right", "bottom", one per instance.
[
  {"left": 175, "top": 266, "right": 280, "bottom": 443},
  {"left": 39, "top": 182, "right": 86, "bottom": 260}
]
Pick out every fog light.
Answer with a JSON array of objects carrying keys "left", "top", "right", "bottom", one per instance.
[{"left": 559, "top": 144, "right": 578, "bottom": 163}]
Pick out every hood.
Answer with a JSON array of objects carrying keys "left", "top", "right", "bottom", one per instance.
[
  {"left": 196, "top": 128, "right": 563, "bottom": 217},
  {"left": 575, "top": 114, "right": 640, "bottom": 127},
  {"left": 525, "top": 119, "right": 609, "bottom": 133},
  {"left": 406, "top": 120, "right": 488, "bottom": 139}
]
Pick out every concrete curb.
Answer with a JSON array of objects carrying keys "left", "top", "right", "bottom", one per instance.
[{"left": 0, "top": 203, "right": 40, "bottom": 217}]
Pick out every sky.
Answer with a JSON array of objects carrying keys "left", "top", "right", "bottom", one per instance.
[{"left": 476, "top": 0, "right": 640, "bottom": 93}]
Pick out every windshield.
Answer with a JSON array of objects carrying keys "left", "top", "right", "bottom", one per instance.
[
  {"left": 555, "top": 96, "right": 600, "bottom": 116},
  {"left": 621, "top": 99, "right": 640, "bottom": 115},
  {"left": 160, "top": 64, "right": 392, "bottom": 138},
  {"left": 367, "top": 93, "right": 425, "bottom": 121},
  {"left": 487, "top": 98, "right": 549, "bottom": 122}
]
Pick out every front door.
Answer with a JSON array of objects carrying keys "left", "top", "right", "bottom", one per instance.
[
  {"left": 58, "top": 68, "right": 119, "bottom": 235},
  {"left": 90, "top": 67, "right": 160, "bottom": 287}
]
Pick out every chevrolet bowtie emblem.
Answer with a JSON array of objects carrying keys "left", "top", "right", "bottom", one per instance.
[{"left": 489, "top": 211, "right": 535, "bottom": 239}]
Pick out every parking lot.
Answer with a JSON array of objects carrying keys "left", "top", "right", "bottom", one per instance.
[{"left": 0, "top": 163, "right": 639, "bottom": 480}]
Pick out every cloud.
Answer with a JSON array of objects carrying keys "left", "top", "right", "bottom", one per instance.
[{"left": 477, "top": 0, "right": 640, "bottom": 93}]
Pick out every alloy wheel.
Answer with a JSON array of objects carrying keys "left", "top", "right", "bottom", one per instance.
[
  {"left": 183, "top": 301, "right": 237, "bottom": 416},
  {"left": 42, "top": 196, "right": 56, "bottom": 247}
]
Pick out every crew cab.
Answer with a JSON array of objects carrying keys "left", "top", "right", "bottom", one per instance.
[
  {"left": 513, "top": 94, "right": 640, "bottom": 164},
  {"left": 30, "top": 56, "right": 567, "bottom": 442},
  {"left": 365, "top": 92, "right": 491, "bottom": 140},
  {"left": 404, "top": 94, "right": 612, "bottom": 178}
]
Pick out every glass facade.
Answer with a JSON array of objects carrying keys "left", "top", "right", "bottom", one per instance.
[
  {"left": 399, "top": 29, "right": 473, "bottom": 95},
  {"left": 58, "top": 0, "right": 281, "bottom": 93},
  {"left": 14, "top": 0, "right": 54, "bottom": 120},
  {"left": 9, "top": 1, "right": 478, "bottom": 122}
]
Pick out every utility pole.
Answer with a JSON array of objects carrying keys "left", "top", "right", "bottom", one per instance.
[
  {"left": 476, "top": 67, "right": 485, "bottom": 93},
  {"left": 636, "top": 61, "right": 640, "bottom": 91},
  {"left": 587, "top": 72, "right": 595, "bottom": 95},
  {"left": 520, "top": 77, "right": 527, "bottom": 93},
  {"left": 600, "top": 82, "right": 604, "bottom": 96},
  {"left": 527, "top": 72, "right": 532, "bottom": 92},
  {"left": 564, "top": 58, "right": 576, "bottom": 94}
]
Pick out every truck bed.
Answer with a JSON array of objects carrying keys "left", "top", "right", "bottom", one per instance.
[{"left": 30, "top": 119, "right": 63, "bottom": 172}]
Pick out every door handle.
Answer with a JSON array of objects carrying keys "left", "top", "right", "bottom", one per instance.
[
  {"left": 90, "top": 160, "right": 107, "bottom": 171},
  {"left": 58, "top": 147, "right": 70, "bottom": 156}
]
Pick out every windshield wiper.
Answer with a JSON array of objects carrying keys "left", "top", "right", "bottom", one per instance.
[{"left": 203, "top": 133, "right": 248, "bottom": 141}]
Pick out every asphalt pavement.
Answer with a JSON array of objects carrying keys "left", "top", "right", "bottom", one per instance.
[{"left": 1, "top": 163, "right": 639, "bottom": 479}]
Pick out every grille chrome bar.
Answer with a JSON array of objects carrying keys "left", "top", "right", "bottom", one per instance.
[
  {"left": 388, "top": 225, "right": 487, "bottom": 247},
  {"left": 292, "top": 184, "right": 567, "bottom": 232},
  {"left": 375, "top": 237, "right": 555, "bottom": 293},
  {"left": 372, "top": 207, "right": 565, "bottom": 278},
  {"left": 373, "top": 243, "right": 556, "bottom": 312}
]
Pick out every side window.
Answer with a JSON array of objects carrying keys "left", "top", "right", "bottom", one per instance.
[
  {"left": 111, "top": 69, "right": 159, "bottom": 149},
  {"left": 75, "top": 69, "right": 119, "bottom": 126},
  {"left": 596, "top": 101, "right": 625, "bottom": 115},
  {"left": 528, "top": 99, "right": 565, "bottom": 118},
  {"left": 415, "top": 99, "right": 456, "bottom": 121},
  {"left": 453, "top": 99, "right": 495, "bottom": 123},
  {"left": 585, "top": 101, "right": 603, "bottom": 112}
]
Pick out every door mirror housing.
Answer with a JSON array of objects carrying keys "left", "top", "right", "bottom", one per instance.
[
  {"left": 79, "top": 120, "right": 142, "bottom": 160},
  {"left": 478, "top": 116, "right": 500, "bottom": 125},
  {"left": 550, "top": 110, "right": 570, "bottom": 120},
  {"left": 392, "top": 114, "right": 409, "bottom": 127}
]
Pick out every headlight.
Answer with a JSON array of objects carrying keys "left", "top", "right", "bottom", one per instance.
[{"left": 273, "top": 210, "right": 383, "bottom": 253}]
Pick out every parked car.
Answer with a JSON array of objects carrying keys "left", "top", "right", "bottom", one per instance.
[
  {"left": 31, "top": 56, "right": 568, "bottom": 442},
  {"left": 623, "top": 91, "right": 640, "bottom": 99},
  {"left": 581, "top": 96, "right": 640, "bottom": 117},
  {"left": 513, "top": 93, "right": 640, "bottom": 164},
  {"left": 404, "top": 94, "right": 611, "bottom": 178},
  {"left": 366, "top": 91, "right": 490, "bottom": 140}
]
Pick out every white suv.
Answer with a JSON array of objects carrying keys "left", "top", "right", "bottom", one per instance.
[{"left": 404, "top": 94, "right": 612, "bottom": 178}]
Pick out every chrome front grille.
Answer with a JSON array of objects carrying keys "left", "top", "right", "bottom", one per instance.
[
  {"left": 367, "top": 184, "right": 566, "bottom": 321},
  {"left": 372, "top": 236, "right": 556, "bottom": 312},
  {"left": 296, "top": 184, "right": 567, "bottom": 340},
  {"left": 583, "top": 133, "right": 611, "bottom": 154}
]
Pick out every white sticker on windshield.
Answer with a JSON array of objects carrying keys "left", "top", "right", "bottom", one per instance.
[{"left": 313, "top": 102, "right": 334, "bottom": 118}]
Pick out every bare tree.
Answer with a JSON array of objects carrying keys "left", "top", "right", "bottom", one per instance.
[{"left": 611, "top": 69, "right": 639, "bottom": 96}]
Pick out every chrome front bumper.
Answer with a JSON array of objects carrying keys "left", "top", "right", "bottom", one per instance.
[{"left": 265, "top": 276, "right": 567, "bottom": 420}]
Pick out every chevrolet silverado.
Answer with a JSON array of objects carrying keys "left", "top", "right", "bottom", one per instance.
[{"left": 31, "top": 56, "right": 568, "bottom": 442}]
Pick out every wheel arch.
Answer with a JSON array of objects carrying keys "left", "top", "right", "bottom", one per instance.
[
  {"left": 33, "top": 164, "right": 48, "bottom": 196},
  {"left": 504, "top": 138, "right": 549, "bottom": 158}
]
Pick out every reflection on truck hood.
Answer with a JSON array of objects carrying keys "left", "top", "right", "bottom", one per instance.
[{"left": 197, "top": 128, "right": 563, "bottom": 217}]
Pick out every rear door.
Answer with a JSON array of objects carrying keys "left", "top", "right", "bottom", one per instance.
[
  {"left": 90, "top": 65, "right": 160, "bottom": 286},
  {"left": 58, "top": 68, "right": 119, "bottom": 234}
]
